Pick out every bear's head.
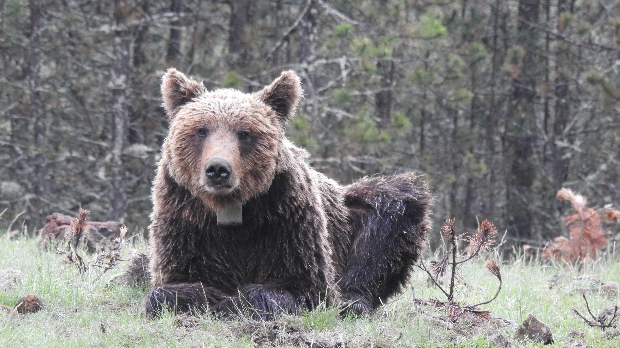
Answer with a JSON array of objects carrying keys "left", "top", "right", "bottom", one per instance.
[{"left": 160, "top": 69, "right": 303, "bottom": 213}]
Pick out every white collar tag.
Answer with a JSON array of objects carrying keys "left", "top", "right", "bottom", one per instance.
[{"left": 216, "top": 205, "right": 243, "bottom": 226}]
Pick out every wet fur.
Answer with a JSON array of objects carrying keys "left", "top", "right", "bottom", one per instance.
[{"left": 146, "top": 69, "right": 432, "bottom": 319}]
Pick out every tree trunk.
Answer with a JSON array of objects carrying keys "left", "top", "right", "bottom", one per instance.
[
  {"left": 484, "top": 0, "right": 501, "bottom": 221},
  {"left": 419, "top": 51, "right": 430, "bottom": 156},
  {"left": 228, "top": 0, "right": 251, "bottom": 71},
  {"left": 133, "top": 0, "right": 151, "bottom": 67},
  {"left": 552, "top": 0, "right": 570, "bottom": 193},
  {"left": 506, "top": 0, "right": 540, "bottom": 239},
  {"left": 375, "top": 59, "right": 394, "bottom": 129},
  {"left": 299, "top": 0, "right": 316, "bottom": 64},
  {"left": 28, "top": 0, "right": 46, "bottom": 223},
  {"left": 463, "top": 61, "right": 478, "bottom": 228},
  {"left": 450, "top": 108, "right": 459, "bottom": 220},
  {"left": 165, "top": 0, "right": 183, "bottom": 65},
  {"left": 109, "top": 0, "right": 132, "bottom": 221}
]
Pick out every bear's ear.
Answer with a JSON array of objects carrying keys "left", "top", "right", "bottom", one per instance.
[
  {"left": 254, "top": 71, "right": 303, "bottom": 124},
  {"left": 161, "top": 68, "right": 206, "bottom": 119}
]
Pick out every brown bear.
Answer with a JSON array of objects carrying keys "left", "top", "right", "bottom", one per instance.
[{"left": 145, "top": 68, "right": 432, "bottom": 319}]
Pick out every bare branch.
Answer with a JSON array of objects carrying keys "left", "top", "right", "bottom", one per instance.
[
  {"left": 315, "top": 0, "right": 360, "bottom": 25},
  {"left": 266, "top": 0, "right": 314, "bottom": 62},
  {"left": 573, "top": 294, "right": 619, "bottom": 331},
  {"left": 416, "top": 262, "right": 450, "bottom": 299}
]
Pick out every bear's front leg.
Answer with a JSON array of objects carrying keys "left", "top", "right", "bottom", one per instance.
[
  {"left": 215, "top": 284, "right": 302, "bottom": 321},
  {"left": 145, "top": 282, "right": 230, "bottom": 317}
]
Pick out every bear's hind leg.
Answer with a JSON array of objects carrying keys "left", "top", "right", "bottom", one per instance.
[{"left": 339, "top": 173, "right": 431, "bottom": 315}]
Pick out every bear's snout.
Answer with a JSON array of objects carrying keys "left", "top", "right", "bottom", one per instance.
[{"left": 205, "top": 158, "right": 234, "bottom": 188}]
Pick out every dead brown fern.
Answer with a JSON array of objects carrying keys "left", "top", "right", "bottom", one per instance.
[
  {"left": 604, "top": 207, "right": 620, "bottom": 222},
  {"left": 539, "top": 189, "right": 609, "bottom": 264},
  {"left": 56, "top": 209, "right": 127, "bottom": 280},
  {"left": 417, "top": 219, "right": 502, "bottom": 324},
  {"left": 58, "top": 208, "right": 90, "bottom": 273}
]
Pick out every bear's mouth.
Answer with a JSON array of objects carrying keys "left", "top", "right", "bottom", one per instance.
[
  {"left": 200, "top": 174, "right": 239, "bottom": 195},
  {"left": 212, "top": 183, "right": 233, "bottom": 189},
  {"left": 205, "top": 183, "right": 235, "bottom": 194}
]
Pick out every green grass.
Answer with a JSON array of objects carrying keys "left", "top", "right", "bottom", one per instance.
[{"left": 0, "top": 233, "right": 618, "bottom": 347}]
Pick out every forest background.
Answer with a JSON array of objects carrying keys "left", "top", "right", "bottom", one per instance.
[{"left": 1, "top": 0, "right": 619, "bottom": 247}]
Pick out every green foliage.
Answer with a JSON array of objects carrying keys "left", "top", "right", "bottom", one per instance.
[
  {"left": 348, "top": 115, "right": 390, "bottom": 143},
  {"left": 393, "top": 112, "right": 412, "bottom": 130},
  {"left": 0, "top": 237, "right": 619, "bottom": 346},
  {"left": 585, "top": 72, "right": 620, "bottom": 99},
  {"left": 3, "top": 0, "right": 620, "bottom": 262},
  {"left": 361, "top": 58, "right": 376, "bottom": 74},
  {"left": 352, "top": 37, "right": 392, "bottom": 57},
  {"left": 464, "top": 152, "right": 487, "bottom": 176},
  {"left": 288, "top": 114, "right": 315, "bottom": 150},
  {"left": 434, "top": 336, "right": 498, "bottom": 348},
  {"left": 335, "top": 90, "right": 353, "bottom": 104},
  {"left": 221, "top": 71, "right": 243, "bottom": 89},
  {"left": 413, "top": 15, "right": 448, "bottom": 39},
  {"left": 411, "top": 68, "right": 435, "bottom": 85},
  {"left": 558, "top": 12, "right": 574, "bottom": 32},
  {"left": 446, "top": 54, "right": 465, "bottom": 79},
  {"left": 333, "top": 23, "right": 353, "bottom": 36},
  {"left": 291, "top": 113, "right": 309, "bottom": 132},
  {"left": 452, "top": 88, "right": 473, "bottom": 102},
  {"left": 301, "top": 306, "right": 338, "bottom": 330},
  {"left": 467, "top": 42, "right": 488, "bottom": 62}
]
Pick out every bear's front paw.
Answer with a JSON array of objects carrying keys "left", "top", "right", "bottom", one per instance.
[
  {"left": 339, "top": 296, "right": 372, "bottom": 317},
  {"left": 239, "top": 284, "right": 299, "bottom": 320},
  {"left": 144, "top": 286, "right": 171, "bottom": 317},
  {"left": 212, "top": 293, "right": 274, "bottom": 320},
  {"left": 144, "top": 283, "right": 209, "bottom": 318},
  {"left": 213, "top": 297, "right": 243, "bottom": 318}
]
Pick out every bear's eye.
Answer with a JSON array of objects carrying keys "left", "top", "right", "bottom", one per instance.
[
  {"left": 197, "top": 128, "right": 208, "bottom": 137},
  {"left": 238, "top": 131, "right": 250, "bottom": 140}
]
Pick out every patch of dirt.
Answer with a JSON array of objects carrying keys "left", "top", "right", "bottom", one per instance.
[
  {"left": 232, "top": 320, "right": 343, "bottom": 347},
  {"left": 57, "top": 327, "right": 77, "bottom": 338},
  {"left": 564, "top": 331, "right": 588, "bottom": 348},
  {"left": 98, "top": 300, "right": 137, "bottom": 312},
  {"left": 175, "top": 314, "right": 200, "bottom": 329}
]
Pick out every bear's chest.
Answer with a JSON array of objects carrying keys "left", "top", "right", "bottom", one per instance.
[{"left": 195, "top": 212, "right": 293, "bottom": 286}]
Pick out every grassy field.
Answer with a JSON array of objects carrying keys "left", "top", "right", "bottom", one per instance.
[{"left": 0, "top": 230, "right": 619, "bottom": 347}]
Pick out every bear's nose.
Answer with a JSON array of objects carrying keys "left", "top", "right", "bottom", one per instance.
[{"left": 205, "top": 159, "right": 232, "bottom": 184}]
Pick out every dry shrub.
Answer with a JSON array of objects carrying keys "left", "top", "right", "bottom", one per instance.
[
  {"left": 605, "top": 207, "right": 620, "bottom": 222},
  {"left": 418, "top": 219, "right": 502, "bottom": 325},
  {"left": 540, "top": 189, "right": 612, "bottom": 264},
  {"left": 573, "top": 293, "right": 619, "bottom": 331},
  {"left": 57, "top": 208, "right": 128, "bottom": 280}
]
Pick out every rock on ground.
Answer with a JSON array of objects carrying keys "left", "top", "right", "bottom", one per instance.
[
  {"left": 14, "top": 294, "right": 44, "bottom": 314},
  {"left": 515, "top": 313, "right": 554, "bottom": 345}
]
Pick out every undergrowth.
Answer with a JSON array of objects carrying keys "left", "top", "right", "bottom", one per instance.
[{"left": 0, "top": 229, "right": 619, "bottom": 347}]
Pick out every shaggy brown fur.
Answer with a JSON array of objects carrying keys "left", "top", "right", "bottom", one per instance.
[{"left": 145, "top": 69, "right": 432, "bottom": 319}]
